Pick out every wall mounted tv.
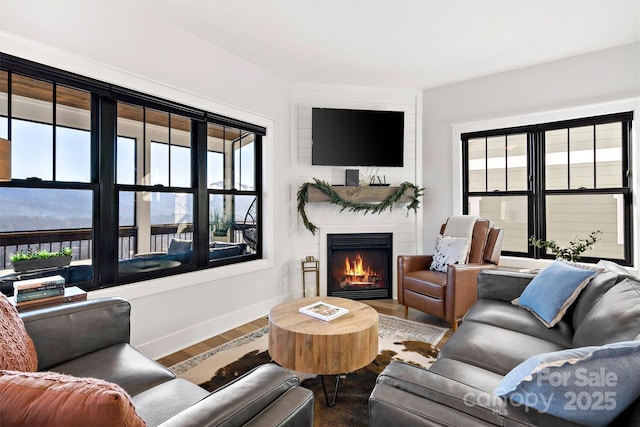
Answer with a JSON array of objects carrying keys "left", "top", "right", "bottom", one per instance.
[{"left": 311, "top": 108, "right": 404, "bottom": 167}]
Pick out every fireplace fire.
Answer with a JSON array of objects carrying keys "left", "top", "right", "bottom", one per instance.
[
  {"left": 340, "top": 253, "right": 381, "bottom": 288},
  {"left": 327, "top": 233, "right": 392, "bottom": 300}
]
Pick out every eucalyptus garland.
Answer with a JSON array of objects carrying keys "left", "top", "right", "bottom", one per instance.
[{"left": 297, "top": 178, "right": 424, "bottom": 235}]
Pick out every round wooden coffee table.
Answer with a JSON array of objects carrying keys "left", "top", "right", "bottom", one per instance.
[{"left": 268, "top": 296, "right": 378, "bottom": 406}]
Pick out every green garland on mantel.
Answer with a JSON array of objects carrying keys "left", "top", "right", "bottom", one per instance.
[{"left": 297, "top": 178, "right": 424, "bottom": 235}]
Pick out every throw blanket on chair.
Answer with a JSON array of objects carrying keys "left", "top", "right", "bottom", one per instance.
[{"left": 444, "top": 215, "right": 478, "bottom": 241}]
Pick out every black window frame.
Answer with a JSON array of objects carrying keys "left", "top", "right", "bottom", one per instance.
[
  {"left": 462, "top": 112, "right": 633, "bottom": 266},
  {"left": 0, "top": 53, "right": 265, "bottom": 293},
  {"left": 204, "top": 122, "right": 262, "bottom": 267}
]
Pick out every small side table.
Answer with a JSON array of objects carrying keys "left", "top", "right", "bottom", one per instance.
[
  {"left": 9, "top": 286, "right": 87, "bottom": 312},
  {"left": 301, "top": 257, "right": 320, "bottom": 297}
]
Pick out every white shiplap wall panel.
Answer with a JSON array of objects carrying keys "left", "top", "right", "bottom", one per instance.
[{"left": 291, "top": 84, "right": 422, "bottom": 299}]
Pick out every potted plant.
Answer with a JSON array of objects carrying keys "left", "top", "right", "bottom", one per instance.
[
  {"left": 528, "top": 230, "right": 602, "bottom": 262},
  {"left": 11, "top": 247, "right": 73, "bottom": 272},
  {"left": 210, "top": 208, "right": 232, "bottom": 239}
]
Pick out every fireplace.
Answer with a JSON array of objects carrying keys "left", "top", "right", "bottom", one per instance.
[{"left": 326, "top": 233, "right": 392, "bottom": 300}]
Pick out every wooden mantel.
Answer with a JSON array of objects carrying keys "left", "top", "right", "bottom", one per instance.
[{"left": 306, "top": 185, "right": 412, "bottom": 203}]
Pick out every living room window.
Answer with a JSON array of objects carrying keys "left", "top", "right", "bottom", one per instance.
[
  {"left": 0, "top": 53, "right": 265, "bottom": 295},
  {"left": 462, "top": 112, "right": 633, "bottom": 265},
  {"left": 206, "top": 122, "right": 260, "bottom": 260},
  {"left": 116, "top": 102, "right": 197, "bottom": 277},
  {"left": 0, "top": 69, "right": 96, "bottom": 289}
]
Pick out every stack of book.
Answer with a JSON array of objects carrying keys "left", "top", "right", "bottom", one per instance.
[{"left": 13, "top": 275, "right": 66, "bottom": 308}]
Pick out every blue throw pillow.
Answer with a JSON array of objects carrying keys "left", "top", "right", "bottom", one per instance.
[
  {"left": 168, "top": 238, "right": 192, "bottom": 254},
  {"left": 513, "top": 260, "right": 602, "bottom": 327},
  {"left": 493, "top": 341, "right": 640, "bottom": 427}
]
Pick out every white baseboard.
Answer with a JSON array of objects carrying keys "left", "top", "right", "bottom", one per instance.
[{"left": 135, "top": 294, "right": 287, "bottom": 361}]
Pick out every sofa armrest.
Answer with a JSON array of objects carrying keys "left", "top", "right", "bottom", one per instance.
[
  {"left": 398, "top": 255, "right": 432, "bottom": 274},
  {"left": 397, "top": 255, "right": 432, "bottom": 306},
  {"left": 20, "top": 297, "right": 131, "bottom": 370},
  {"left": 243, "top": 387, "right": 314, "bottom": 427},
  {"left": 158, "top": 364, "right": 314, "bottom": 427},
  {"left": 370, "top": 383, "right": 495, "bottom": 427},
  {"left": 377, "top": 361, "right": 505, "bottom": 425},
  {"left": 476, "top": 270, "right": 535, "bottom": 302},
  {"left": 376, "top": 361, "right": 583, "bottom": 427}
]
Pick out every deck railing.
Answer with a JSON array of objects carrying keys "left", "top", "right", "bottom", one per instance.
[{"left": 0, "top": 225, "right": 194, "bottom": 270}]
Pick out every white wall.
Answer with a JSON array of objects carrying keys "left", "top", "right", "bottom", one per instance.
[
  {"left": 291, "top": 85, "right": 422, "bottom": 298},
  {"left": 421, "top": 43, "right": 640, "bottom": 260},
  {"left": 0, "top": 2, "right": 294, "bottom": 359}
]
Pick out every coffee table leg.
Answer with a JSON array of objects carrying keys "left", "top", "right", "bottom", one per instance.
[{"left": 320, "top": 375, "right": 342, "bottom": 407}]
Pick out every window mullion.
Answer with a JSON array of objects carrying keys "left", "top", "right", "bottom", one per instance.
[
  {"left": 96, "top": 97, "right": 118, "bottom": 285},
  {"left": 168, "top": 114, "right": 172, "bottom": 187},
  {"left": 193, "top": 120, "right": 208, "bottom": 267},
  {"left": 461, "top": 137, "right": 469, "bottom": 213},
  {"left": 52, "top": 84, "right": 57, "bottom": 181},
  {"left": 7, "top": 73, "right": 11, "bottom": 141},
  {"left": 484, "top": 137, "right": 488, "bottom": 192},
  {"left": 504, "top": 135, "right": 508, "bottom": 192},
  {"left": 141, "top": 108, "right": 146, "bottom": 186},
  {"left": 532, "top": 130, "right": 545, "bottom": 258},
  {"left": 593, "top": 125, "right": 597, "bottom": 189},
  {"left": 566, "top": 128, "right": 570, "bottom": 190},
  {"left": 622, "top": 121, "right": 631, "bottom": 188},
  {"left": 254, "top": 134, "right": 263, "bottom": 259}
]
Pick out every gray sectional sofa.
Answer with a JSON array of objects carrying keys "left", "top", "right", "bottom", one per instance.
[{"left": 370, "top": 262, "right": 640, "bottom": 426}]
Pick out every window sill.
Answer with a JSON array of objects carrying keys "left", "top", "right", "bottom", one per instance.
[{"left": 89, "top": 258, "right": 272, "bottom": 301}]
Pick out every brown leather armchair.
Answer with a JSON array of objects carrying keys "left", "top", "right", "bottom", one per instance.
[{"left": 398, "top": 218, "right": 504, "bottom": 329}]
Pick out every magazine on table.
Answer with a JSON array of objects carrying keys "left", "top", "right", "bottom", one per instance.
[{"left": 299, "top": 301, "right": 349, "bottom": 321}]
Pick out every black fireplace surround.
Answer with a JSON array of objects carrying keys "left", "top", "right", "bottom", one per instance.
[{"left": 327, "top": 233, "right": 392, "bottom": 300}]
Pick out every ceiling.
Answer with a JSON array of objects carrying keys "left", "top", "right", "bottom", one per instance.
[{"left": 148, "top": 0, "right": 640, "bottom": 89}]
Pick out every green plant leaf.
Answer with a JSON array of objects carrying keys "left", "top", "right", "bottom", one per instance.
[
  {"left": 296, "top": 179, "right": 424, "bottom": 235},
  {"left": 528, "top": 231, "right": 602, "bottom": 262},
  {"left": 10, "top": 247, "right": 72, "bottom": 262}
]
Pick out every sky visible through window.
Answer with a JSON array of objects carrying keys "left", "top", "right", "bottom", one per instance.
[{"left": 0, "top": 120, "right": 256, "bottom": 232}]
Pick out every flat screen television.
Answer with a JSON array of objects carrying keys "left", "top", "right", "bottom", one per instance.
[{"left": 311, "top": 108, "right": 404, "bottom": 167}]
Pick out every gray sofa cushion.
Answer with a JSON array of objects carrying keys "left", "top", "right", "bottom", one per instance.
[
  {"left": 571, "top": 259, "right": 635, "bottom": 330},
  {"left": 573, "top": 278, "right": 640, "bottom": 347},
  {"left": 429, "top": 358, "right": 503, "bottom": 392},
  {"left": 50, "top": 343, "right": 176, "bottom": 396},
  {"left": 570, "top": 270, "right": 618, "bottom": 330},
  {"left": 438, "top": 321, "right": 566, "bottom": 375},
  {"left": 596, "top": 260, "right": 637, "bottom": 280},
  {"left": 21, "top": 298, "right": 131, "bottom": 370},
  {"left": 463, "top": 299, "right": 574, "bottom": 347}
]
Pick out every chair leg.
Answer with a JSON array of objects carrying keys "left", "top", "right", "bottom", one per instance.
[
  {"left": 452, "top": 319, "right": 460, "bottom": 331},
  {"left": 403, "top": 305, "right": 408, "bottom": 318}
]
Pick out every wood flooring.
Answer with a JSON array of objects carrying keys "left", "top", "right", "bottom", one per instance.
[{"left": 157, "top": 299, "right": 453, "bottom": 367}]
